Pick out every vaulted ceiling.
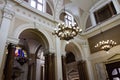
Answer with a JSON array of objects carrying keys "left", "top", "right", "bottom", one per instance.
[{"left": 47, "top": 0, "right": 100, "bottom": 28}]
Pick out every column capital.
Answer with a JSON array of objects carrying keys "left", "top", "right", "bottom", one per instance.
[
  {"left": 2, "top": 4, "right": 15, "bottom": 20},
  {"left": 77, "top": 60, "right": 85, "bottom": 64},
  {"left": 7, "top": 37, "right": 19, "bottom": 45},
  {"left": 49, "top": 48, "right": 56, "bottom": 53}
]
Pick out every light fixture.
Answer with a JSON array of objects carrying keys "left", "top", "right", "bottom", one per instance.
[
  {"left": 53, "top": 23, "right": 82, "bottom": 41},
  {"left": 52, "top": 0, "right": 82, "bottom": 41},
  {"left": 94, "top": 32, "right": 117, "bottom": 51}
]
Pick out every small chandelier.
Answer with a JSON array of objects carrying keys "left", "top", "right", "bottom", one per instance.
[
  {"left": 53, "top": 23, "right": 82, "bottom": 41},
  {"left": 95, "top": 40, "right": 117, "bottom": 51}
]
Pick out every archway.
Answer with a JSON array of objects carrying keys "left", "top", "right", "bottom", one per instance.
[
  {"left": 4, "top": 29, "right": 50, "bottom": 80},
  {"left": 63, "top": 42, "right": 82, "bottom": 80},
  {"left": 18, "top": 29, "right": 49, "bottom": 80}
]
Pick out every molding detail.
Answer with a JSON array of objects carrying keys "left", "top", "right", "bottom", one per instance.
[
  {"left": 13, "top": 0, "right": 24, "bottom": 3},
  {"left": 3, "top": 4, "right": 15, "bottom": 19},
  {"left": 7, "top": 36, "right": 19, "bottom": 45}
]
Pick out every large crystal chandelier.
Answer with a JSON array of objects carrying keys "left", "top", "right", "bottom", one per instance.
[
  {"left": 94, "top": 31, "right": 117, "bottom": 51},
  {"left": 53, "top": 23, "right": 82, "bottom": 41}
]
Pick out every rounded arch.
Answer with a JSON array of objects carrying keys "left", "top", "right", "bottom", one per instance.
[
  {"left": 58, "top": 10, "right": 81, "bottom": 28},
  {"left": 65, "top": 42, "right": 82, "bottom": 61},
  {"left": 18, "top": 29, "right": 49, "bottom": 55},
  {"left": 13, "top": 23, "right": 54, "bottom": 53}
]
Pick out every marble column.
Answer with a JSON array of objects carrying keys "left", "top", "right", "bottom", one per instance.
[
  {"left": 55, "top": 37, "right": 63, "bottom": 80},
  {"left": 81, "top": 40, "right": 95, "bottom": 80},
  {"left": 0, "top": 4, "right": 14, "bottom": 80}
]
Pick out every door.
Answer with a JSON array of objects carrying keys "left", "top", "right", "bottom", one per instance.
[{"left": 106, "top": 61, "right": 120, "bottom": 80}]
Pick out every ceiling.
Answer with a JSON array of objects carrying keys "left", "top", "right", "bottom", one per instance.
[
  {"left": 51, "top": 0, "right": 100, "bottom": 28},
  {"left": 19, "top": 29, "right": 49, "bottom": 54}
]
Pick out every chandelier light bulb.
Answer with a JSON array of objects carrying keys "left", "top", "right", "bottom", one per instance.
[
  {"left": 95, "top": 40, "right": 117, "bottom": 51},
  {"left": 52, "top": 21, "right": 82, "bottom": 41},
  {"left": 66, "top": 41, "right": 70, "bottom": 44}
]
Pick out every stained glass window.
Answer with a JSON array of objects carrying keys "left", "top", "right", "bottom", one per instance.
[{"left": 15, "top": 46, "right": 27, "bottom": 58}]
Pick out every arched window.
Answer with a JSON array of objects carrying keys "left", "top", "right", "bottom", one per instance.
[{"left": 60, "top": 12, "right": 77, "bottom": 26}]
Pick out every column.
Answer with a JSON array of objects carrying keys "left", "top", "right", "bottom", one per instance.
[
  {"left": 77, "top": 60, "right": 88, "bottom": 80},
  {"left": 61, "top": 55, "right": 67, "bottom": 80},
  {"left": 55, "top": 37, "right": 63, "bottom": 80},
  {"left": 112, "top": 0, "right": 120, "bottom": 14},
  {"left": 81, "top": 40, "right": 94, "bottom": 80},
  {"left": 44, "top": 53, "right": 55, "bottom": 80},
  {"left": 0, "top": 4, "right": 14, "bottom": 80},
  {"left": 4, "top": 43, "right": 15, "bottom": 80}
]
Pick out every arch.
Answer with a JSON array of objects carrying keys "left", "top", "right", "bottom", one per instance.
[
  {"left": 13, "top": 23, "right": 54, "bottom": 53},
  {"left": 65, "top": 41, "right": 82, "bottom": 61},
  {"left": 58, "top": 10, "right": 81, "bottom": 28}
]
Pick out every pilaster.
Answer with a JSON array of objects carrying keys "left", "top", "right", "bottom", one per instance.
[
  {"left": 0, "top": 4, "right": 15, "bottom": 80},
  {"left": 44, "top": 52, "right": 55, "bottom": 80},
  {"left": 55, "top": 37, "right": 63, "bottom": 80},
  {"left": 81, "top": 40, "right": 94, "bottom": 80}
]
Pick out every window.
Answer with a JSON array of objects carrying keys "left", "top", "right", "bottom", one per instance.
[
  {"left": 112, "top": 68, "right": 120, "bottom": 80},
  {"left": 65, "top": 14, "right": 72, "bottom": 26},
  {"left": 30, "top": 0, "right": 44, "bottom": 12},
  {"left": 94, "top": 2, "right": 117, "bottom": 24},
  {"left": 15, "top": 46, "right": 27, "bottom": 58},
  {"left": 64, "top": 12, "right": 76, "bottom": 26},
  {"left": 59, "top": 12, "right": 77, "bottom": 26}
]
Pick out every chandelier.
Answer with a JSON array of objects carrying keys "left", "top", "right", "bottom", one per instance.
[
  {"left": 52, "top": 0, "right": 82, "bottom": 41},
  {"left": 53, "top": 23, "right": 82, "bottom": 41},
  {"left": 95, "top": 40, "right": 117, "bottom": 51}
]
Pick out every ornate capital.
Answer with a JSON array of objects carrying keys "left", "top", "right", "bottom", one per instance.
[
  {"left": 7, "top": 37, "right": 19, "bottom": 45},
  {"left": 49, "top": 48, "right": 56, "bottom": 53},
  {"left": 2, "top": 4, "right": 15, "bottom": 20}
]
